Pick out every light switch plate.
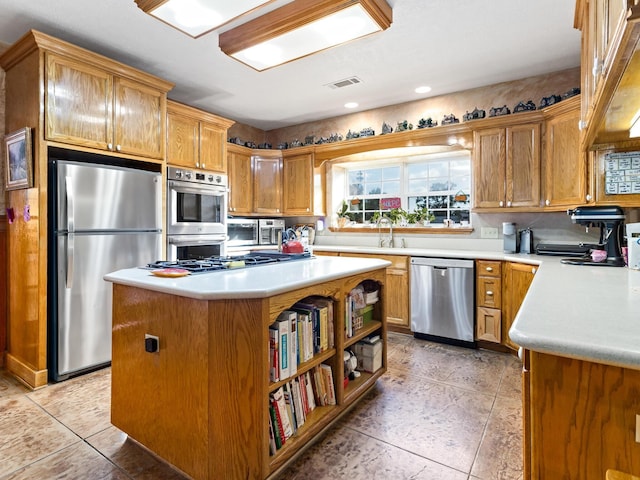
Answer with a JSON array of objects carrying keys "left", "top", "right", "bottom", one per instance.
[{"left": 481, "top": 227, "right": 499, "bottom": 239}]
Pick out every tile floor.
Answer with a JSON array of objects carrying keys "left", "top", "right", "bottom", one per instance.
[{"left": 0, "top": 332, "right": 523, "bottom": 480}]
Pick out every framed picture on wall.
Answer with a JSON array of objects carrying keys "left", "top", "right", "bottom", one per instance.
[{"left": 4, "top": 127, "right": 33, "bottom": 191}]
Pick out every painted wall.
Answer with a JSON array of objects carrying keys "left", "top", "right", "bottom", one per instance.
[{"left": 265, "top": 67, "right": 580, "bottom": 147}]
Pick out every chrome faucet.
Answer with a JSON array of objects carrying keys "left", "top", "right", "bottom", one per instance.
[{"left": 378, "top": 217, "right": 393, "bottom": 248}]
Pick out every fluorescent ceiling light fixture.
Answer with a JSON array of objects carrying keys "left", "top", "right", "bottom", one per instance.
[
  {"left": 415, "top": 86, "right": 432, "bottom": 94},
  {"left": 134, "top": 0, "right": 275, "bottom": 38},
  {"left": 219, "top": 0, "right": 392, "bottom": 71},
  {"left": 344, "top": 102, "right": 359, "bottom": 108}
]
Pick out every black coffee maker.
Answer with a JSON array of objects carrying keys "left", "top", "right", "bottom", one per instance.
[{"left": 562, "top": 206, "right": 626, "bottom": 266}]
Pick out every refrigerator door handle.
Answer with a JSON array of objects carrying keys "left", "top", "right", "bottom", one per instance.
[
  {"left": 66, "top": 176, "right": 74, "bottom": 233},
  {"left": 66, "top": 232, "right": 74, "bottom": 289},
  {"left": 65, "top": 176, "right": 74, "bottom": 289}
]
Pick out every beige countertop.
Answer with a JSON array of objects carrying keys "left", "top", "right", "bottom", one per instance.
[{"left": 312, "top": 245, "right": 640, "bottom": 369}]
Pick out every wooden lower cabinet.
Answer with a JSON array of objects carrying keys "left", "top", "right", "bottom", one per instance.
[
  {"left": 332, "top": 252, "right": 410, "bottom": 331},
  {"left": 110, "top": 268, "right": 387, "bottom": 480},
  {"left": 476, "top": 260, "right": 502, "bottom": 344},
  {"left": 525, "top": 351, "right": 640, "bottom": 479},
  {"left": 502, "top": 262, "right": 536, "bottom": 351}
]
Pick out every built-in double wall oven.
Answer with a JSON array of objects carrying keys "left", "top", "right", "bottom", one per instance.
[{"left": 166, "top": 166, "right": 227, "bottom": 260}]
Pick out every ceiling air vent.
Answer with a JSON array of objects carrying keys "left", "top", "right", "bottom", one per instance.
[{"left": 326, "top": 76, "right": 363, "bottom": 89}]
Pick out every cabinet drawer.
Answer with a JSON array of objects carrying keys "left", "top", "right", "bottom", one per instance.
[
  {"left": 476, "top": 260, "right": 501, "bottom": 277},
  {"left": 476, "top": 277, "right": 501, "bottom": 308}
]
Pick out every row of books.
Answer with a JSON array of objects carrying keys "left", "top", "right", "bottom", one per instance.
[
  {"left": 268, "top": 364, "right": 336, "bottom": 455},
  {"left": 269, "top": 297, "right": 335, "bottom": 383},
  {"left": 345, "top": 285, "right": 368, "bottom": 338}
]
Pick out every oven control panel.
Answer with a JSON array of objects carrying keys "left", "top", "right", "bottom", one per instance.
[{"left": 168, "top": 166, "right": 227, "bottom": 187}]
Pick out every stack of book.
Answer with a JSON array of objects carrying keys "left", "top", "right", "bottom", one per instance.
[
  {"left": 269, "top": 297, "right": 335, "bottom": 383},
  {"left": 345, "top": 285, "right": 368, "bottom": 338},
  {"left": 268, "top": 364, "right": 336, "bottom": 455}
]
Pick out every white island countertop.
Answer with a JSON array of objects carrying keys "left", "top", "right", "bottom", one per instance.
[
  {"left": 104, "top": 256, "right": 391, "bottom": 301},
  {"left": 312, "top": 245, "right": 640, "bottom": 370}
]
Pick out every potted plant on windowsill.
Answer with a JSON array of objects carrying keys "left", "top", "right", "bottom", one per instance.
[
  {"left": 336, "top": 200, "right": 351, "bottom": 228},
  {"left": 414, "top": 207, "right": 435, "bottom": 226}
]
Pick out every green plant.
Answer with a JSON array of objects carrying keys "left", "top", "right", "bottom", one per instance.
[
  {"left": 414, "top": 206, "right": 435, "bottom": 223},
  {"left": 336, "top": 200, "right": 349, "bottom": 218},
  {"left": 405, "top": 212, "right": 418, "bottom": 224},
  {"left": 370, "top": 211, "right": 381, "bottom": 223},
  {"left": 387, "top": 208, "right": 407, "bottom": 225}
]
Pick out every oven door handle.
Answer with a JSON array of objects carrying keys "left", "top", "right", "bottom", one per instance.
[
  {"left": 168, "top": 181, "right": 226, "bottom": 196},
  {"left": 168, "top": 235, "right": 227, "bottom": 247}
]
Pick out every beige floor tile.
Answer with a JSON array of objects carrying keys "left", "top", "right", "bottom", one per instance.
[
  {"left": 0, "top": 441, "right": 130, "bottom": 480},
  {"left": 342, "top": 372, "right": 495, "bottom": 473},
  {"left": 0, "top": 372, "right": 29, "bottom": 399},
  {"left": 27, "top": 368, "right": 111, "bottom": 439},
  {"left": 278, "top": 423, "right": 468, "bottom": 480},
  {"left": 0, "top": 396, "right": 80, "bottom": 477},
  {"left": 87, "top": 426, "right": 188, "bottom": 480},
  {"left": 471, "top": 394, "right": 524, "bottom": 480}
]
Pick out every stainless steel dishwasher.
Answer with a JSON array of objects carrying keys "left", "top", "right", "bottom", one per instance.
[{"left": 410, "top": 257, "right": 475, "bottom": 347}]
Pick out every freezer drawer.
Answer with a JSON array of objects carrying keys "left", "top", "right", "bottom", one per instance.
[{"left": 410, "top": 257, "right": 475, "bottom": 346}]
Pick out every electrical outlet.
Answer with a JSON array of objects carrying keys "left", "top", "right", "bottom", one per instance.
[{"left": 481, "top": 227, "right": 499, "bottom": 239}]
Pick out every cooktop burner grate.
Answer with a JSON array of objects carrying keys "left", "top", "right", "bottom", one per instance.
[{"left": 145, "top": 251, "right": 312, "bottom": 273}]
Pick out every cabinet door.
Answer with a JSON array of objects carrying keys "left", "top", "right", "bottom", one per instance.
[
  {"left": 227, "top": 147, "right": 253, "bottom": 215},
  {"left": 386, "top": 268, "right": 409, "bottom": 328},
  {"left": 253, "top": 155, "right": 282, "bottom": 215},
  {"left": 113, "top": 77, "right": 166, "bottom": 159},
  {"left": 476, "top": 307, "right": 501, "bottom": 343},
  {"left": 506, "top": 123, "right": 540, "bottom": 208},
  {"left": 502, "top": 262, "right": 536, "bottom": 351},
  {"left": 45, "top": 53, "right": 113, "bottom": 150},
  {"left": 282, "top": 152, "right": 313, "bottom": 215},
  {"left": 473, "top": 128, "right": 506, "bottom": 208},
  {"left": 200, "top": 121, "right": 226, "bottom": 172},
  {"left": 167, "top": 111, "right": 198, "bottom": 168},
  {"left": 544, "top": 104, "right": 586, "bottom": 208}
]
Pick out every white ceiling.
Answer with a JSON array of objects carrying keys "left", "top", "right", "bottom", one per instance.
[{"left": 0, "top": 0, "right": 581, "bottom": 131}]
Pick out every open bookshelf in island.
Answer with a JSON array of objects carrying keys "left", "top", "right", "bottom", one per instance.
[{"left": 106, "top": 256, "right": 388, "bottom": 480}]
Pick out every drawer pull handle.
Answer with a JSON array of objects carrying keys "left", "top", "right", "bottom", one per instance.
[
  {"left": 486, "top": 267, "right": 493, "bottom": 272},
  {"left": 486, "top": 291, "right": 494, "bottom": 296}
]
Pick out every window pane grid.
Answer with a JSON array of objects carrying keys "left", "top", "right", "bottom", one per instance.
[{"left": 345, "top": 154, "right": 471, "bottom": 225}]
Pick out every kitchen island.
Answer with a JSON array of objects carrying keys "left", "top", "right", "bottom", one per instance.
[{"left": 104, "top": 255, "right": 389, "bottom": 480}]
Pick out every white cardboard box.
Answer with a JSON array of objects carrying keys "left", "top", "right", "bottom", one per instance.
[{"left": 354, "top": 340, "right": 382, "bottom": 373}]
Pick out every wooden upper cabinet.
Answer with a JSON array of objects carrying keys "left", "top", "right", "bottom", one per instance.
[
  {"left": 507, "top": 123, "right": 541, "bottom": 208},
  {"left": 45, "top": 52, "right": 168, "bottom": 160},
  {"left": 473, "top": 121, "right": 541, "bottom": 210},
  {"left": 253, "top": 152, "right": 282, "bottom": 215},
  {"left": 543, "top": 96, "right": 588, "bottom": 209},
  {"left": 227, "top": 144, "right": 253, "bottom": 215},
  {"left": 167, "top": 101, "right": 234, "bottom": 172},
  {"left": 282, "top": 148, "right": 325, "bottom": 216},
  {"left": 46, "top": 54, "right": 113, "bottom": 150},
  {"left": 113, "top": 77, "right": 166, "bottom": 159},
  {"left": 166, "top": 111, "right": 199, "bottom": 169},
  {"left": 283, "top": 151, "right": 313, "bottom": 215}
]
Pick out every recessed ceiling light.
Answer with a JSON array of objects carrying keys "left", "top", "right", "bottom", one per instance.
[
  {"left": 415, "top": 86, "right": 432, "bottom": 94},
  {"left": 344, "top": 102, "right": 359, "bottom": 109}
]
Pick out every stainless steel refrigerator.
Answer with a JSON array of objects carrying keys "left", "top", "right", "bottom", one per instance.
[{"left": 49, "top": 157, "right": 162, "bottom": 381}]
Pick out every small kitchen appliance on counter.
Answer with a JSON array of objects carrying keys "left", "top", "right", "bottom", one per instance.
[
  {"left": 561, "top": 206, "right": 626, "bottom": 267},
  {"left": 503, "top": 222, "right": 517, "bottom": 253},
  {"left": 519, "top": 228, "right": 533, "bottom": 254}
]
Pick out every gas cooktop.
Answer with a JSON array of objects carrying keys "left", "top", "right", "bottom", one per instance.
[{"left": 145, "top": 251, "right": 312, "bottom": 274}]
